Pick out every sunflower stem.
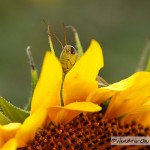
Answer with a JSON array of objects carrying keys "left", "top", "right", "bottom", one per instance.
[
  {"left": 145, "top": 56, "right": 150, "bottom": 71},
  {"left": 136, "top": 41, "right": 150, "bottom": 71},
  {"left": 25, "top": 46, "right": 38, "bottom": 111}
]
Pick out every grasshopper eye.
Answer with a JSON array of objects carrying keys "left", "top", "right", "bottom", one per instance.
[{"left": 70, "top": 46, "right": 76, "bottom": 54}]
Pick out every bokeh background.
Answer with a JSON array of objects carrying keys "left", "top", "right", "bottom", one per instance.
[{"left": 0, "top": 0, "right": 150, "bottom": 108}]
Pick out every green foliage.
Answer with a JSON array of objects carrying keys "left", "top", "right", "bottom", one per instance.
[
  {"left": 0, "top": 97, "right": 29, "bottom": 123},
  {"left": 0, "top": 111, "right": 11, "bottom": 125}
]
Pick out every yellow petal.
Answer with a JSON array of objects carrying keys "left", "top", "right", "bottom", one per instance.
[
  {"left": 87, "top": 72, "right": 141, "bottom": 104},
  {"left": 121, "top": 112, "right": 150, "bottom": 127},
  {"left": 104, "top": 72, "right": 150, "bottom": 120},
  {"left": 31, "top": 51, "right": 62, "bottom": 113},
  {"left": 86, "top": 88, "right": 114, "bottom": 104},
  {"left": 16, "top": 108, "right": 47, "bottom": 147},
  {"left": 63, "top": 40, "right": 104, "bottom": 105},
  {"left": 48, "top": 102, "right": 101, "bottom": 125},
  {"left": 0, "top": 123, "right": 21, "bottom": 147},
  {"left": 122, "top": 98, "right": 150, "bottom": 127},
  {"left": 136, "top": 113, "right": 150, "bottom": 127},
  {"left": 0, "top": 139, "right": 17, "bottom": 150}
]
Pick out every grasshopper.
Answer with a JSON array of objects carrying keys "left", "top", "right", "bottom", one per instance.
[{"left": 47, "top": 25, "right": 108, "bottom": 87}]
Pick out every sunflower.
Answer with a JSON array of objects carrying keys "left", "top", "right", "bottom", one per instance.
[
  {"left": 0, "top": 39, "right": 103, "bottom": 149},
  {"left": 1, "top": 31, "right": 150, "bottom": 150}
]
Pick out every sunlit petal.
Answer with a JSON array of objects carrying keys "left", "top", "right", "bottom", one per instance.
[
  {"left": 63, "top": 40, "right": 104, "bottom": 105},
  {"left": 104, "top": 72, "right": 150, "bottom": 120},
  {"left": 31, "top": 51, "right": 62, "bottom": 113}
]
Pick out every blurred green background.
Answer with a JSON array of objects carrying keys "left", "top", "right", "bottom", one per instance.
[{"left": 0, "top": 0, "right": 150, "bottom": 108}]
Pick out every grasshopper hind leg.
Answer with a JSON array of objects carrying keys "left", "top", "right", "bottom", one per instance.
[{"left": 66, "top": 26, "right": 83, "bottom": 58}]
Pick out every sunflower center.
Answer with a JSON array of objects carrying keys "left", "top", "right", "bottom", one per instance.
[{"left": 18, "top": 112, "right": 150, "bottom": 150}]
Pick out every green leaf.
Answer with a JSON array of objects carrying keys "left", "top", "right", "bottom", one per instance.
[
  {"left": 0, "top": 96, "right": 29, "bottom": 123},
  {"left": 0, "top": 111, "right": 11, "bottom": 125},
  {"left": 101, "top": 99, "right": 110, "bottom": 115}
]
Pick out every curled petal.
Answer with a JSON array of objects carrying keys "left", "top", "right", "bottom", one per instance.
[
  {"left": 86, "top": 88, "right": 114, "bottom": 104},
  {"left": 63, "top": 40, "right": 104, "bottom": 105},
  {"left": 48, "top": 102, "right": 102, "bottom": 125},
  {"left": 86, "top": 72, "right": 141, "bottom": 104},
  {"left": 87, "top": 72, "right": 150, "bottom": 105}
]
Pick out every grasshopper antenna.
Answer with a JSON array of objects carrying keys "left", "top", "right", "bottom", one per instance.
[
  {"left": 43, "top": 20, "right": 64, "bottom": 53},
  {"left": 49, "top": 25, "right": 64, "bottom": 49}
]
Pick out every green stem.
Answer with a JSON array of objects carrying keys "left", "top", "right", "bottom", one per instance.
[
  {"left": 66, "top": 26, "right": 83, "bottom": 57},
  {"left": 25, "top": 46, "right": 38, "bottom": 111},
  {"left": 136, "top": 41, "right": 150, "bottom": 71},
  {"left": 145, "top": 57, "right": 150, "bottom": 71}
]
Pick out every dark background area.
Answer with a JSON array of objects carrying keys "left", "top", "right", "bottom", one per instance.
[{"left": 0, "top": 0, "right": 150, "bottom": 108}]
